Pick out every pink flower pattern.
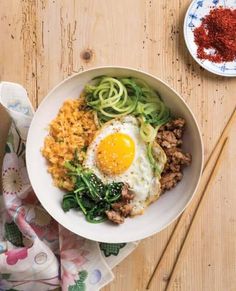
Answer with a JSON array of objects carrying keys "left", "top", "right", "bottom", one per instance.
[
  {"left": 5, "top": 248, "right": 28, "bottom": 265},
  {"left": 0, "top": 83, "right": 131, "bottom": 291},
  {"left": 59, "top": 227, "right": 89, "bottom": 290},
  {"left": 1, "top": 147, "right": 89, "bottom": 290}
]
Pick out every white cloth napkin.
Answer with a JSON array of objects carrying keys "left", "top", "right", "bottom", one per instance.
[{"left": 0, "top": 81, "right": 138, "bottom": 291}]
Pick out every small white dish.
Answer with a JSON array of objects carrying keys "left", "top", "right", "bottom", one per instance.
[
  {"left": 26, "top": 66, "right": 203, "bottom": 243},
  {"left": 184, "top": 0, "right": 236, "bottom": 77}
]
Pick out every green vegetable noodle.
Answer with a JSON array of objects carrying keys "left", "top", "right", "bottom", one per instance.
[
  {"left": 84, "top": 76, "right": 170, "bottom": 175},
  {"left": 85, "top": 77, "right": 170, "bottom": 142}
]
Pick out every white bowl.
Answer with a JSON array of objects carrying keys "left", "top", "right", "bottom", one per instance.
[
  {"left": 26, "top": 66, "right": 203, "bottom": 243},
  {"left": 184, "top": 0, "right": 236, "bottom": 77}
]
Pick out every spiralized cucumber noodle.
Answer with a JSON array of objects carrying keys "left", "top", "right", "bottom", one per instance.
[{"left": 84, "top": 76, "right": 170, "bottom": 143}]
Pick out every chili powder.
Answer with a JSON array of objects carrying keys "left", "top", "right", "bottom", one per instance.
[{"left": 194, "top": 7, "right": 236, "bottom": 63}]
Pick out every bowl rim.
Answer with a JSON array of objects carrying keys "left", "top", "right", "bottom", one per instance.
[
  {"left": 183, "top": 0, "right": 236, "bottom": 78},
  {"left": 26, "top": 65, "right": 204, "bottom": 242}
]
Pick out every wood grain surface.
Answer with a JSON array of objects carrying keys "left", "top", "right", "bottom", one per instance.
[{"left": 0, "top": 1, "right": 236, "bottom": 290}]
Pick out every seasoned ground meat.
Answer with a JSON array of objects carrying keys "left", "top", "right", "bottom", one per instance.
[
  {"left": 165, "top": 118, "right": 185, "bottom": 130},
  {"left": 160, "top": 172, "right": 183, "bottom": 192},
  {"left": 120, "top": 204, "right": 133, "bottom": 216},
  {"left": 105, "top": 210, "right": 124, "bottom": 224},
  {"left": 165, "top": 147, "right": 191, "bottom": 168},
  {"left": 169, "top": 163, "right": 181, "bottom": 173},
  {"left": 157, "top": 118, "right": 191, "bottom": 192},
  {"left": 112, "top": 202, "right": 133, "bottom": 217},
  {"left": 172, "top": 150, "right": 191, "bottom": 165},
  {"left": 121, "top": 184, "right": 134, "bottom": 201},
  {"left": 111, "top": 202, "right": 124, "bottom": 212},
  {"left": 157, "top": 131, "right": 180, "bottom": 148},
  {"left": 173, "top": 128, "right": 182, "bottom": 139},
  {"left": 106, "top": 184, "right": 134, "bottom": 224}
]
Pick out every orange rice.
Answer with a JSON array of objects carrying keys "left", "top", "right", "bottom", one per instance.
[{"left": 42, "top": 98, "right": 97, "bottom": 190}]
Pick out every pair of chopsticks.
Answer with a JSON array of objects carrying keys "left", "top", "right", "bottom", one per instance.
[{"left": 146, "top": 106, "right": 236, "bottom": 290}]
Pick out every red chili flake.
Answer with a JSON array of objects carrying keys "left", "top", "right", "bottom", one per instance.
[{"left": 194, "top": 7, "right": 236, "bottom": 63}]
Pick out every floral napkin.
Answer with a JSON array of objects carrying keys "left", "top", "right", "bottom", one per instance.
[{"left": 0, "top": 82, "right": 138, "bottom": 291}]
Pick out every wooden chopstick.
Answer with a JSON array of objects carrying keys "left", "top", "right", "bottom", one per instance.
[
  {"left": 146, "top": 106, "right": 236, "bottom": 290},
  {"left": 146, "top": 140, "right": 228, "bottom": 290},
  {"left": 203, "top": 106, "right": 235, "bottom": 172},
  {"left": 165, "top": 137, "right": 229, "bottom": 291}
]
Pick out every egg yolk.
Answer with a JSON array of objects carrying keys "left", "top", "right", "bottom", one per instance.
[{"left": 96, "top": 133, "right": 135, "bottom": 175}]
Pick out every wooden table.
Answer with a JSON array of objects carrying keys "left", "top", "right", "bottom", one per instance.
[{"left": 1, "top": 1, "right": 236, "bottom": 290}]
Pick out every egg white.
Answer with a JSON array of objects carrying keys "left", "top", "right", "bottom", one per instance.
[{"left": 84, "top": 116, "right": 161, "bottom": 215}]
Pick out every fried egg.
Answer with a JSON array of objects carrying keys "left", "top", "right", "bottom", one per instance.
[{"left": 84, "top": 116, "right": 161, "bottom": 215}]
